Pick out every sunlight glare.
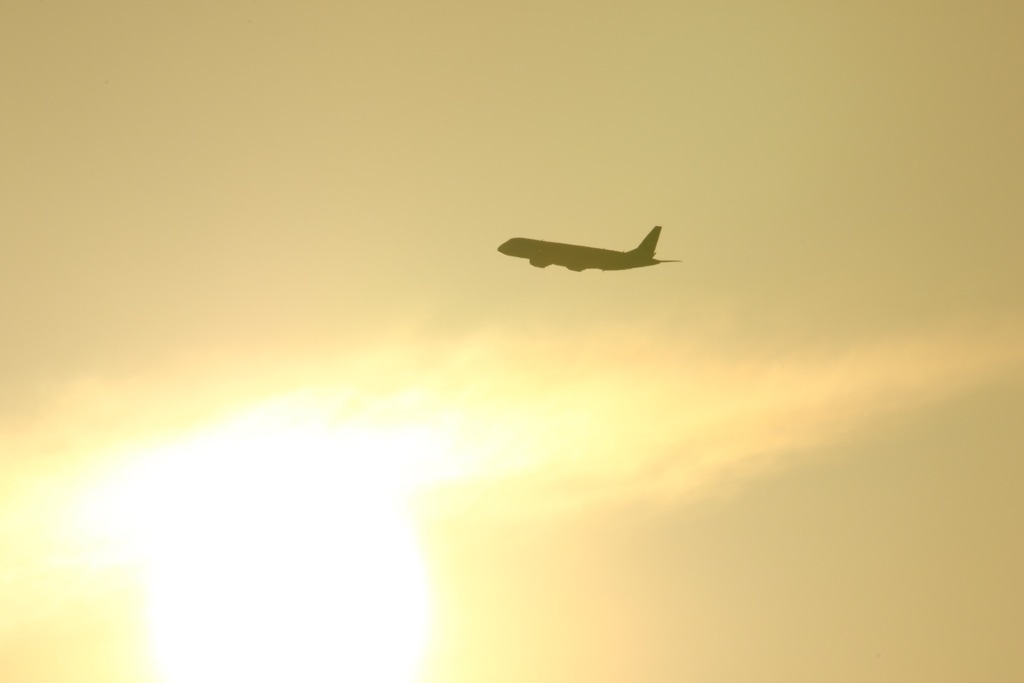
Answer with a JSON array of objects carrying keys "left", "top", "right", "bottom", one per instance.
[{"left": 79, "top": 399, "right": 435, "bottom": 683}]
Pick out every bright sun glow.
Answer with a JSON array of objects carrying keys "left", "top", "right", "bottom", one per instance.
[{"left": 78, "top": 398, "right": 438, "bottom": 683}]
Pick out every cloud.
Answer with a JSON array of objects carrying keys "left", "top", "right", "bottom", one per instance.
[
  {"left": 0, "top": 319, "right": 1021, "bottom": 637},
  {"left": 398, "top": 322, "right": 1024, "bottom": 515},
  {"left": 2, "top": 321, "right": 1022, "bottom": 524}
]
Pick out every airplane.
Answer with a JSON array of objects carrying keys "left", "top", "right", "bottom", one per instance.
[{"left": 497, "top": 225, "right": 678, "bottom": 272}]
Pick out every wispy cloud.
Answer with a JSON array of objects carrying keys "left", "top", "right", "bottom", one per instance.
[
  {"left": 8, "top": 321, "right": 1020, "bottom": 515},
  {"left": 393, "top": 322, "right": 1024, "bottom": 515},
  {"left": 0, "top": 321, "right": 1021, "bottom": 635}
]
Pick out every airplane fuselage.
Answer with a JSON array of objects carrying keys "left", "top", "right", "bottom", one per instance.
[
  {"left": 497, "top": 238, "right": 659, "bottom": 271},
  {"left": 498, "top": 226, "right": 675, "bottom": 272}
]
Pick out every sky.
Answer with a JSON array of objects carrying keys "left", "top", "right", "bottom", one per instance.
[{"left": 2, "top": 1, "right": 1023, "bottom": 681}]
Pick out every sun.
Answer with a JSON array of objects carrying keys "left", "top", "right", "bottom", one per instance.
[{"left": 78, "top": 399, "right": 436, "bottom": 683}]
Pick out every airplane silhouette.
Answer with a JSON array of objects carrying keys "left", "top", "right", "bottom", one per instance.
[{"left": 497, "top": 226, "right": 678, "bottom": 272}]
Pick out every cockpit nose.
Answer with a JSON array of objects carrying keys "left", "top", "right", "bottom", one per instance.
[{"left": 497, "top": 239, "right": 514, "bottom": 255}]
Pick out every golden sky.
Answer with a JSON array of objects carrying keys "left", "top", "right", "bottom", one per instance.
[{"left": 2, "top": 1, "right": 1023, "bottom": 682}]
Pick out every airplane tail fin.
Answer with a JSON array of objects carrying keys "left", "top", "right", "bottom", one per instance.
[{"left": 632, "top": 226, "right": 662, "bottom": 258}]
